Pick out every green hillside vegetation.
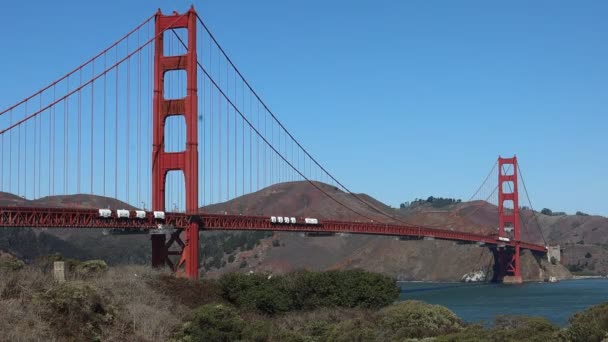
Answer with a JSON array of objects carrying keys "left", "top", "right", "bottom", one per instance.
[
  {"left": 0, "top": 229, "right": 271, "bottom": 268},
  {"left": 401, "top": 196, "right": 462, "bottom": 209},
  {"left": 1, "top": 259, "right": 607, "bottom": 341}
]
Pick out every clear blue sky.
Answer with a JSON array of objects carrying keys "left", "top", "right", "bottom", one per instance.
[{"left": 0, "top": 1, "right": 606, "bottom": 215}]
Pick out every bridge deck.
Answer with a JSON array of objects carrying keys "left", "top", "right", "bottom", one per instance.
[{"left": 0, "top": 207, "right": 547, "bottom": 253}]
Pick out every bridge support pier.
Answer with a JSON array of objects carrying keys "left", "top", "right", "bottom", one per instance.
[
  {"left": 151, "top": 234, "right": 168, "bottom": 267},
  {"left": 150, "top": 221, "right": 200, "bottom": 276},
  {"left": 179, "top": 223, "right": 199, "bottom": 277},
  {"left": 491, "top": 245, "right": 523, "bottom": 284}
]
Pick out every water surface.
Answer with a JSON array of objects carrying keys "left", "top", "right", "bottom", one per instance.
[{"left": 399, "top": 279, "right": 608, "bottom": 326}]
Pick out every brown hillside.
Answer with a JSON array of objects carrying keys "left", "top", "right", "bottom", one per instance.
[
  {"left": 202, "top": 181, "right": 569, "bottom": 281},
  {"left": 202, "top": 181, "right": 396, "bottom": 222},
  {"left": 2, "top": 181, "right": 603, "bottom": 279},
  {"left": 0, "top": 193, "right": 136, "bottom": 210}
]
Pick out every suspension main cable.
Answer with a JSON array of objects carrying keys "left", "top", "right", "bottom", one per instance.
[
  {"left": 0, "top": 14, "right": 155, "bottom": 117},
  {"left": 194, "top": 14, "right": 415, "bottom": 225},
  {"left": 171, "top": 32, "right": 381, "bottom": 223},
  {"left": 517, "top": 163, "right": 548, "bottom": 246},
  {"left": 468, "top": 161, "right": 497, "bottom": 202}
]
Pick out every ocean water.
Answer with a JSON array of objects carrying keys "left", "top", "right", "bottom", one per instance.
[{"left": 398, "top": 279, "right": 608, "bottom": 326}]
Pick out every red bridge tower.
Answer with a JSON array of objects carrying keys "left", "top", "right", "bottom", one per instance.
[
  {"left": 495, "top": 156, "right": 522, "bottom": 283},
  {"left": 151, "top": 8, "right": 200, "bottom": 279}
]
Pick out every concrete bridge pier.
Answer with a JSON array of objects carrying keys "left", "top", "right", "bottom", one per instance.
[{"left": 491, "top": 246, "right": 523, "bottom": 284}]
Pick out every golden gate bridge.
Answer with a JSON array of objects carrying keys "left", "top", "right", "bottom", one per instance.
[{"left": 0, "top": 7, "right": 548, "bottom": 283}]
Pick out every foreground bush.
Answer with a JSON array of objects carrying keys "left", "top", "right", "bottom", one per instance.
[
  {"left": 565, "top": 302, "right": 608, "bottom": 342},
  {"left": 438, "top": 316, "right": 558, "bottom": 342},
  {"left": 0, "top": 257, "right": 25, "bottom": 272},
  {"left": 322, "top": 317, "right": 377, "bottom": 342},
  {"left": 75, "top": 259, "right": 108, "bottom": 278},
  {"left": 376, "top": 300, "right": 463, "bottom": 340},
  {"left": 291, "top": 269, "right": 399, "bottom": 310},
  {"left": 34, "top": 282, "right": 115, "bottom": 340},
  {"left": 219, "top": 270, "right": 399, "bottom": 314},
  {"left": 493, "top": 315, "right": 558, "bottom": 341},
  {"left": 173, "top": 304, "right": 245, "bottom": 342}
]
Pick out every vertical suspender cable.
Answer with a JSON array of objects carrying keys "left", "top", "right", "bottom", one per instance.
[
  {"left": 264, "top": 106, "right": 267, "bottom": 188},
  {"left": 202, "top": 45, "right": 207, "bottom": 207},
  {"left": 0, "top": 127, "right": 3, "bottom": 191},
  {"left": 23, "top": 104, "right": 27, "bottom": 195},
  {"left": 138, "top": 29, "right": 142, "bottom": 207},
  {"left": 19, "top": 103, "right": 23, "bottom": 196},
  {"left": 78, "top": 70, "right": 82, "bottom": 195},
  {"left": 38, "top": 94, "right": 42, "bottom": 197},
  {"left": 115, "top": 48, "right": 119, "bottom": 200},
  {"left": 0, "top": 129, "right": 3, "bottom": 191},
  {"left": 226, "top": 60, "right": 229, "bottom": 200},
  {"left": 249, "top": 89, "right": 252, "bottom": 193},
  {"left": 34, "top": 96, "right": 37, "bottom": 198},
  {"left": 64, "top": 79, "right": 69, "bottom": 195},
  {"left": 235, "top": 70, "right": 238, "bottom": 197},
  {"left": 126, "top": 39, "right": 131, "bottom": 205},
  {"left": 217, "top": 52, "right": 223, "bottom": 202},
  {"left": 257, "top": 100, "right": 260, "bottom": 190},
  {"left": 242, "top": 80, "right": 245, "bottom": 195},
  {"left": 91, "top": 62, "right": 95, "bottom": 194},
  {"left": 9, "top": 109, "right": 12, "bottom": 193},
  {"left": 209, "top": 41, "right": 213, "bottom": 204},
  {"left": 271, "top": 119, "right": 274, "bottom": 185},
  {"left": 50, "top": 86, "right": 54, "bottom": 195},
  {"left": 103, "top": 53, "right": 107, "bottom": 196}
]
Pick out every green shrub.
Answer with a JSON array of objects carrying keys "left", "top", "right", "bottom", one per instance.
[
  {"left": 34, "top": 282, "right": 114, "bottom": 340},
  {"left": 242, "top": 319, "right": 273, "bottom": 342},
  {"left": 33, "top": 254, "right": 83, "bottom": 275},
  {"left": 0, "top": 257, "right": 25, "bottom": 271},
  {"left": 74, "top": 260, "right": 108, "bottom": 278},
  {"left": 565, "top": 302, "right": 608, "bottom": 342},
  {"left": 322, "top": 318, "right": 377, "bottom": 342},
  {"left": 376, "top": 300, "right": 463, "bottom": 340},
  {"left": 436, "top": 324, "right": 491, "bottom": 341},
  {"left": 173, "top": 304, "right": 245, "bottom": 342},
  {"left": 201, "top": 231, "right": 272, "bottom": 268},
  {"left": 290, "top": 270, "right": 399, "bottom": 310},
  {"left": 219, "top": 270, "right": 399, "bottom": 315},
  {"left": 491, "top": 316, "right": 558, "bottom": 341},
  {"left": 219, "top": 273, "right": 293, "bottom": 314}
]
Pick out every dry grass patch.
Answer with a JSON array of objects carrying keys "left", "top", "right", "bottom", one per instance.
[{"left": 147, "top": 273, "right": 224, "bottom": 308}]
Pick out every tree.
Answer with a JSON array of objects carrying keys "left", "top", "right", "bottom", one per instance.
[{"left": 540, "top": 208, "right": 553, "bottom": 216}]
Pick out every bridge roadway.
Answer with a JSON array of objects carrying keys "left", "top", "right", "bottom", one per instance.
[{"left": 0, "top": 207, "right": 547, "bottom": 253}]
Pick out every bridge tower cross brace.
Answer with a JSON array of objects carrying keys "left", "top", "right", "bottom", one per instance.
[
  {"left": 151, "top": 7, "right": 200, "bottom": 279},
  {"left": 498, "top": 156, "right": 521, "bottom": 281}
]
